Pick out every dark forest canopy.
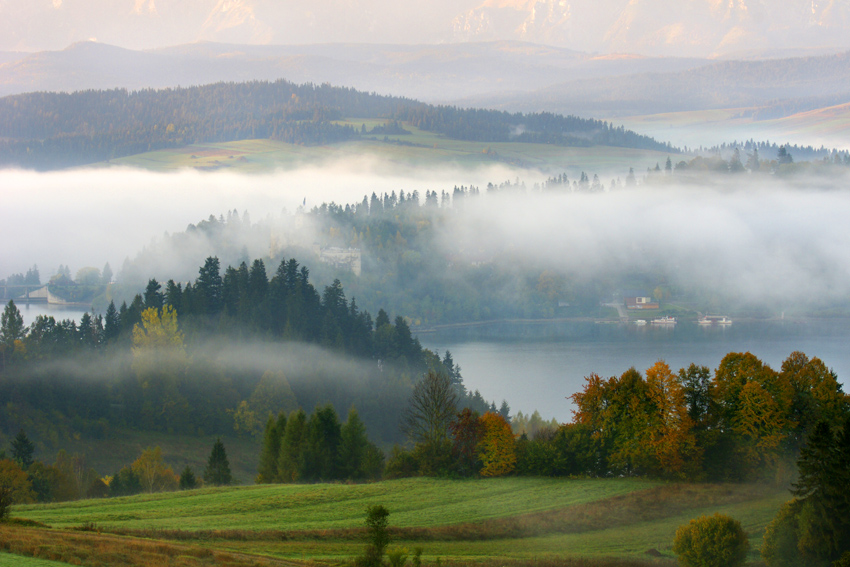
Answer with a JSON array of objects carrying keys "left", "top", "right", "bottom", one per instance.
[
  {"left": 0, "top": 79, "right": 673, "bottom": 169},
  {"left": 0, "top": 255, "right": 500, "bottom": 452}
]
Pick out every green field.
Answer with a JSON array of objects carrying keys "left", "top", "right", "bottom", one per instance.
[
  {"left": 4, "top": 477, "right": 789, "bottom": 566},
  {"left": 0, "top": 555, "right": 75, "bottom": 567},
  {"left": 104, "top": 121, "right": 675, "bottom": 177},
  {"left": 15, "top": 477, "right": 657, "bottom": 531}
]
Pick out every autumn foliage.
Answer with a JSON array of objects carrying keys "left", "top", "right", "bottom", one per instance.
[
  {"left": 478, "top": 412, "right": 517, "bottom": 477},
  {"left": 570, "top": 351, "right": 849, "bottom": 481}
]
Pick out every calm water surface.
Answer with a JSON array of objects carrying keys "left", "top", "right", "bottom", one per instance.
[
  {"left": 18, "top": 303, "right": 92, "bottom": 325},
  {"left": 417, "top": 319, "right": 850, "bottom": 422}
]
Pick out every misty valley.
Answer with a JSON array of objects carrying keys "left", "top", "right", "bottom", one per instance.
[{"left": 3, "top": 28, "right": 850, "bottom": 567}]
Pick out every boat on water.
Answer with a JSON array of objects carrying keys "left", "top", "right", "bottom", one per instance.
[
  {"left": 651, "top": 316, "right": 677, "bottom": 325},
  {"left": 634, "top": 319, "right": 647, "bottom": 326},
  {"left": 698, "top": 315, "right": 733, "bottom": 326}
]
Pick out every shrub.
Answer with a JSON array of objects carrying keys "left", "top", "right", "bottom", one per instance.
[
  {"left": 355, "top": 504, "right": 390, "bottom": 567},
  {"left": 673, "top": 513, "right": 749, "bottom": 567}
]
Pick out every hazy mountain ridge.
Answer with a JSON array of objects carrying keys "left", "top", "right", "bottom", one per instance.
[
  {"left": 0, "top": 40, "right": 708, "bottom": 101},
  {"left": 3, "top": 0, "right": 850, "bottom": 57},
  {"left": 459, "top": 50, "right": 850, "bottom": 117}
]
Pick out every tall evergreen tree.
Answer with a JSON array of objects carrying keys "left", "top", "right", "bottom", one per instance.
[
  {"left": 278, "top": 409, "right": 307, "bottom": 483},
  {"left": 144, "top": 279, "right": 164, "bottom": 310},
  {"left": 338, "top": 408, "right": 370, "bottom": 480},
  {"left": 0, "top": 300, "right": 25, "bottom": 347},
  {"left": 203, "top": 438, "right": 232, "bottom": 486},
  {"left": 196, "top": 257, "right": 223, "bottom": 314},
  {"left": 301, "top": 404, "right": 342, "bottom": 481},
  {"left": 257, "top": 412, "right": 287, "bottom": 483},
  {"left": 103, "top": 300, "right": 120, "bottom": 342},
  {"left": 10, "top": 429, "right": 35, "bottom": 469}
]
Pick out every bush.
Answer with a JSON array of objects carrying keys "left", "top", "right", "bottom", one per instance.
[
  {"left": 673, "top": 513, "right": 749, "bottom": 567},
  {"left": 355, "top": 504, "right": 390, "bottom": 567}
]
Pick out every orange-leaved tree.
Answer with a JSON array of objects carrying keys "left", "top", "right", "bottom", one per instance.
[
  {"left": 645, "top": 360, "right": 702, "bottom": 478},
  {"left": 478, "top": 412, "right": 516, "bottom": 477}
]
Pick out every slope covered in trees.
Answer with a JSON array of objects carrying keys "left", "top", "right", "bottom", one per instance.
[
  {"left": 0, "top": 255, "right": 499, "bottom": 454},
  {"left": 0, "top": 79, "right": 673, "bottom": 169}
]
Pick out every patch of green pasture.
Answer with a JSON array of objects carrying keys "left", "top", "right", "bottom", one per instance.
[
  {"left": 0, "top": 554, "right": 74, "bottom": 567},
  {"left": 15, "top": 477, "right": 656, "bottom": 532},
  {"left": 101, "top": 120, "right": 677, "bottom": 177}
]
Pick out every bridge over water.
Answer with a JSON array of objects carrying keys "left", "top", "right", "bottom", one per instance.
[{"left": 1, "top": 284, "right": 84, "bottom": 305}]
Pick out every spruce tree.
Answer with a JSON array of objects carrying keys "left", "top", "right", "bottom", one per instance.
[
  {"left": 339, "top": 408, "right": 369, "bottom": 479},
  {"left": 10, "top": 429, "right": 34, "bottom": 469},
  {"left": 179, "top": 466, "right": 197, "bottom": 490},
  {"left": 278, "top": 409, "right": 306, "bottom": 483},
  {"left": 203, "top": 438, "right": 232, "bottom": 486},
  {"left": 257, "top": 412, "right": 287, "bottom": 483}
]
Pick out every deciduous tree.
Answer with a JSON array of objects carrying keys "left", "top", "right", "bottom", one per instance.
[{"left": 478, "top": 412, "right": 516, "bottom": 477}]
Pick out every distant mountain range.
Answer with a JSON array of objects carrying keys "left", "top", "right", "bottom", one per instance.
[
  {"left": 2, "top": 40, "right": 849, "bottom": 124},
  {"left": 3, "top": 0, "right": 850, "bottom": 57},
  {"left": 0, "top": 40, "right": 708, "bottom": 102},
  {"left": 461, "top": 51, "right": 850, "bottom": 117}
]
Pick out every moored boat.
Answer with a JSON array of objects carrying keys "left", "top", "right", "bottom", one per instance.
[
  {"left": 651, "top": 316, "right": 677, "bottom": 325},
  {"left": 698, "top": 315, "right": 733, "bottom": 325}
]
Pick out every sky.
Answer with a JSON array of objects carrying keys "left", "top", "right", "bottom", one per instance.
[{"left": 3, "top": 0, "right": 850, "bottom": 57}]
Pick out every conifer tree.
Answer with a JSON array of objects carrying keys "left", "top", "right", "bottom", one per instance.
[
  {"left": 204, "top": 438, "right": 232, "bottom": 486},
  {"left": 10, "top": 429, "right": 35, "bottom": 469},
  {"left": 257, "top": 412, "right": 287, "bottom": 483}
]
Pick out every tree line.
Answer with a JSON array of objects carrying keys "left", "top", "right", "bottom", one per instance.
[{"left": 378, "top": 351, "right": 847, "bottom": 483}]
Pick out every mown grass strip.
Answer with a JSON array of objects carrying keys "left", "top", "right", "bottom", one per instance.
[{"left": 16, "top": 478, "right": 657, "bottom": 531}]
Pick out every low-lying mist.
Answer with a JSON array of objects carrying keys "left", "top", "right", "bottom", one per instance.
[
  {"left": 0, "top": 162, "right": 527, "bottom": 278},
  {"left": 445, "top": 181, "right": 850, "bottom": 306},
  {"left": 4, "top": 163, "right": 850, "bottom": 310}
]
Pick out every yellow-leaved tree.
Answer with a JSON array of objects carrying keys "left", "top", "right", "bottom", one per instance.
[
  {"left": 131, "top": 447, "right": 178, "bottom": 493},
  {"left": 478, "top": 412, "right": 516, "bottom": 477},
  {"left": 131, "top": 306, "right": 189, "bottom": 430}
]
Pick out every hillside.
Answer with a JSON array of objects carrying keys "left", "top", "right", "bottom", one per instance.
[
  {"left": 4, "top": 478, "right": 788, "bottom": 564},
  {"left": 0, "top": 79, "right": 672, "bottom": 170}
]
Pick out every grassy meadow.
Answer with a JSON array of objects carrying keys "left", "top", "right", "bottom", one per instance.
[
  {"left": 3, "top": 477, "right": 789, "bottom": 567},
  {"left": 103, "top": 121, "right": 675, "bottom": 178}
]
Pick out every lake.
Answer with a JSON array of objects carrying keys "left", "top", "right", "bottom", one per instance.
[
  {"left": 18, "top": 302, "right": 93, "bottom": 326},
  {"left": 417, "top": 319, "right": 850, "bottom": 422}
]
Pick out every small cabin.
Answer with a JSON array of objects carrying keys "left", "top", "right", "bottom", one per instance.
[{"left": 624, "top": 294, "right": 659, "bottom": 310}]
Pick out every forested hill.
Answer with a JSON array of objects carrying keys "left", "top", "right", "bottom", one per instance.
[{"left": 0, "top": 79, "right": 673, "bottom": 169}]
